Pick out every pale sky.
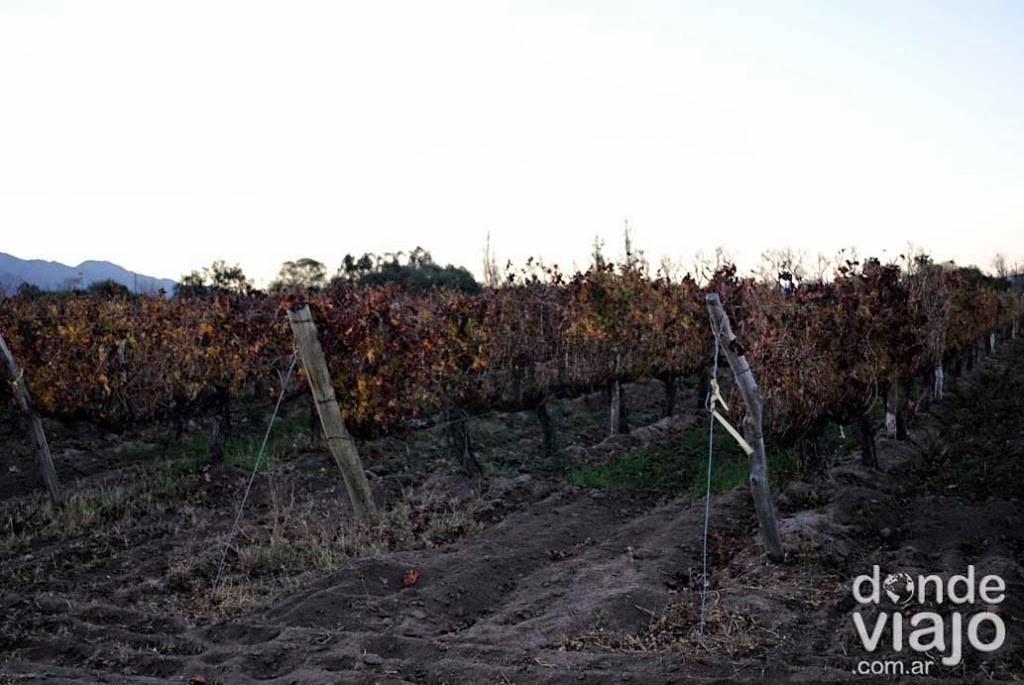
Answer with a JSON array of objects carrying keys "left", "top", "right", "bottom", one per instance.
[{"left": 2, "top": 0, "right": 1022, "bottom": 286}]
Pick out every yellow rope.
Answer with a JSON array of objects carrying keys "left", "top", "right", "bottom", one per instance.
[
  {"left": 708, "top": 379, "right": 754, "bottom": 456},
  {"left": 712, "top": 409, "right": 754, "bottom": 456}
]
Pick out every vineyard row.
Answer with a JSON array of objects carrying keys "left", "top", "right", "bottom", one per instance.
[{"left": 2, "top": 259, "right": 1021, "bottom": 465}]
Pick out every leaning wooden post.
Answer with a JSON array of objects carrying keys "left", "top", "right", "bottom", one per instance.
[
  {"left": 287, "top": 305, "right": 377, "bottom": 522},
  {"left": 0, "top": 330, "right": 63, "bottom": 505},
  {"left": 705, "top": 294, "right": 784, "bottom": 562}
]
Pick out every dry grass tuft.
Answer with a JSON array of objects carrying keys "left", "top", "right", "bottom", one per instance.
[
  {"left": 0, "top": 466, "right": 198, "bottom": 556},
  {"left": 174, "top": 482, "right": 484, "bottom": 617},
  {"left": 560, "top": 595, "right": 778, "bottom": 659}
]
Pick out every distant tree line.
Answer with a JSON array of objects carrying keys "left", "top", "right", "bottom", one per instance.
[
  {"left": 11, "top": 279, "right": 136, "bottom": 300},
  {"left": 332, "top": 247, "right": 480, "bottom": 294},
  {"left": 173, "top": 247, "right": 480, "bottom": 298},
  {"left": 4, "top": 244, "right": 1020, "bottom": 301}
]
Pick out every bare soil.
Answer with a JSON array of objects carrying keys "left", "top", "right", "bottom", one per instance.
[{"left": 2, "top": 343, "right": 1024, "bottom": 684}]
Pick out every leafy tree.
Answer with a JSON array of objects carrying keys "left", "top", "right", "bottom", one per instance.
[
  {"left": 15, "top": 283, "right": 44, "bottom": 298},
  {"left": 87, "top": 279, "right": 132, "bottom": 298},
  {"left": 174, "top": 271, "right": 208, "bottom": 298},
  {"left": 208, "top": 260, "right": 254, "bottom": 294},
  {"left": 333, "top": 247, "right": 480, "bottom": 294},
  {"left": 270, "top": 258, "right": 327, "bottom": 293},
  {"left": 174, "top": 260, "right": 254, "bottom": 297}
]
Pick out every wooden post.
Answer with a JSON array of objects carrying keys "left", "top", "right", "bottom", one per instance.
[
  {"left": 897, "top": 377, "right": 912, "bottom": 439},
  {"left": 609, "top": 380, "right": 622, "bottom": 437},
  {"left": 884, "top": 384, "right": 898, "bottom": 438},
  {"left": 705, "top": 294, "right": 784, "bottom": 562},
  {"left": 0, "top": 330, "right": 63, "bottom": 505},
  {"left": 659, "top": 374, "right": 678, "bottom": 418},
  {"left": 536, "top": 400, "right": 557, "bottom": 460},
  {"left": 854, "top": 414, "right": 878, "bottom": 469},
  {"left": 287, "top": 305, "right": 377, "bottom": 522}
]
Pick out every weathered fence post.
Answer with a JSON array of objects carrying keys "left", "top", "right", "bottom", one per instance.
[
  {"left": 933, "top": 363, "right": 944, "bottom": 403},
  {"left": 884, "top": 384, "right": 898, "bottom": 438},
  {"left": 609, "top": 380, "right": 623, "bottom": 436},
  {"left": 706, "top": 294, "right": 785, "bottom": 562},
  {"left": 287, "top": 305, "right": 377, "bottom": 522},
  {"left": 659, "top": 373, "right": 678, "bottom": 418},
  {"left": 536, "top": 399, "right": 557, "bottom": 460},
  {"left": 0, "top": 330, "right": 63, "bottom": 505}
]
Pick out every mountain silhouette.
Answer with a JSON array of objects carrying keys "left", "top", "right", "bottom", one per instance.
[{"left": 0, "top": 252, "right": 177, "bottom": 296}]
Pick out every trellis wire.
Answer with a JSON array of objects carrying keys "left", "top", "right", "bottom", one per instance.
[
  {"left": 699, "top": 315, "right": 725, "bottom": 635},
  {"left": 213, "top": 352, "right": 299, "bottom": 592}
]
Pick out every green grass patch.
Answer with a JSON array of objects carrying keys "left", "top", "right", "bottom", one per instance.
[
  {"left": 223, "top": 433, "right": 289, "bottom": 472},
  {"left": 482, "top": 460, "right": 519, "bottom": 478},
  {"left": 832, "top": 421, "right": 858, "bottom": 453},
  {"left": 568, "top": 424, "right": 801, "bottom": 496},
  {"left": 116, "top": 411, "right": 312, "bottom": 473},
  {"left": 568, "top": 447, "right": 680, "bottom": 492},
  {"left": 915, "top": 349, "right": 1024, "bottom": 503},
  {"left": 117, "top": 435, "right": 209, "bottom": 472}
]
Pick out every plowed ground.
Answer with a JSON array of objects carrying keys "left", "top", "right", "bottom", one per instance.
[{"left": 3, "top": 341, "right": 1024, "bottom": 684}]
